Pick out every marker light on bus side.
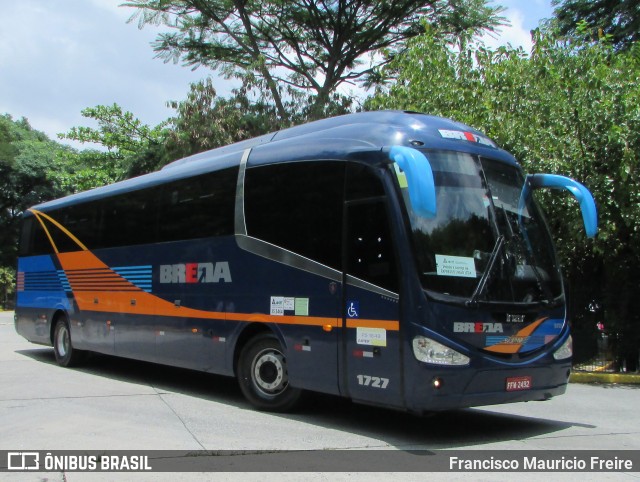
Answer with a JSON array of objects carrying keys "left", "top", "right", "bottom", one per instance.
[{"left": 412, "top": 336, "right": 470, "bottom": 366}]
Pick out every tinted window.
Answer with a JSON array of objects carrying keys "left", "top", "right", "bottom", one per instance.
[
  {"left": 346, "top": 200, "right": 398, "bottom": 293},
  {"left": 344, "top": 164, "right": 398, "bottom": 291},
  {"left": 19, "top": 215, "right": 54, "bottom": 256},
  {"left": 20, "top": 167, "right": 239, "bottom": 254},
  {"left": 58, "top": 200, "right": 103, "bottom": 251},
  {"left": 346, "top": 162, "right": 385, "bottom": 201},
  {"left": 244, "top": 161, "right": 345, "bottom": 270},
  {"left": 100, "top": 188, "right": 160, "bottom": 249},
  {"left": 158, "top": 167, "right": 237, "bottom": 243}
]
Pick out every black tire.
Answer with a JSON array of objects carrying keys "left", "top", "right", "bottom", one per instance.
[
  {"left": 53, "top": 316, "right": 85, "bottom": 367},
  {"left": 237, "top": 334, "right": 301, "bottom": 412}
]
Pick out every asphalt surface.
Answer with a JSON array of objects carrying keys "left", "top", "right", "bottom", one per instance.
[{"left": 1, "top": 310, "right": 638, "bottom": 481}]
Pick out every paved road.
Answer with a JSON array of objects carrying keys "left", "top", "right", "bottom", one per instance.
[{"left": 1, "top": 311, "right": 638, "bottom": 480}]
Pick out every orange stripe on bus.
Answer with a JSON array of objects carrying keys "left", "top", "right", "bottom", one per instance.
[
  {"left": 74, "top": 291, "right": 342, "bottom": 328},
  {"left": 52, "top": 235, "right": 395, "bottom": 332},
  {"left": 484, "top": 317, "right": 549, "bottom": 354}
]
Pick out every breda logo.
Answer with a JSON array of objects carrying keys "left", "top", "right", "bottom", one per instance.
[
  {"left": 453, "top": 322, "right": 504, "bottom": 333},
  {"left": 159, "top": 262, "right": 232, "bottom": 283}
]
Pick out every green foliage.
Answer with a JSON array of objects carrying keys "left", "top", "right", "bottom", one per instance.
[
  {"left": 368, "top": 27, "right": 640, "bottom": 360},
  {"left": 61, "top": 104, "right": 164, "bottom": 153},
  {"left": 52, "top": 149, "right": 126, "bottom": 192},
  {"left": 552, "top": 0, "right": 640, "bottom": 51},
  {"left": 0, "top": 266, "right": 15, "bottom": 309},
  {"left": 58, "top": 104, "right": 169, "bottom": 181},
  {"left": 124, "top": 0, "right": 506, "bottom": 121},
  {"left": 0, "top": 114, "right": 65, "bottom": 267},
  {"left": 164, "top": 78, "right": 271, "bottom": 158}
]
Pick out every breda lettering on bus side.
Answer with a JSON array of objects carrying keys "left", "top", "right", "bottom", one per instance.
[{"left": 159, "top": 262, "right": 232, "bottom": 283}]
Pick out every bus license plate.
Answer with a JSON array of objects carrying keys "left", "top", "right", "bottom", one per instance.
[{"left": 506, "top": 376, "right": 532, "bottom": 392}]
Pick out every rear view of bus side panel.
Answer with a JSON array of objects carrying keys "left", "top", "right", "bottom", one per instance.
[{"left": 15, "top": 253, "right": 73, "bottom": 346}]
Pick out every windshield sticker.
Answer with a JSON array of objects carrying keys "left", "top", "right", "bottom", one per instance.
[
  {"left": 393, "top": 163, "right": 408, "bottom": 188},
  {"left": 438, "top": 129, "right": 496, "bottom": 148},
  {"left": 435, "top": 254, "right": 477, "bottom": 278},
  {"left": 356, "top": 327, "right": 387, "bottom": 347}
]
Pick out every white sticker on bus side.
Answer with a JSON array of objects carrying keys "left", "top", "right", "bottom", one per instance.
[
  {"left": 356, "top": 327, "right": 387, "bottom": 347},
  {"left": 435, "top": 254, "right": 477, "bottom": 278},
  {"left": 270, "top": 296, "right": 285, "bottom": 316},
  {"left": 283, "top": 297, "right": 295, "bottom": 311}
]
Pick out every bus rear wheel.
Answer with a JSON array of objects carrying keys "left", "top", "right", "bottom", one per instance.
[
  {"left": 53, "top": 316, "right": 85, "bottom": 367},
  {"left": 237, "top": 334, "right": 301, "bottom": 412}
]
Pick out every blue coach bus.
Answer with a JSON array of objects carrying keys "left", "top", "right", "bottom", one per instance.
[{"left": 15, "top": 111, "right": 597, "bottom": 413}]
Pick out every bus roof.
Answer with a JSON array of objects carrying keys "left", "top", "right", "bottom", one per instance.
[
  {"left": 31, "top": 111, "right": 519, "bottom": 212},
  {"left": 162, "top": 110, "right": 515, "bottom": 169}
]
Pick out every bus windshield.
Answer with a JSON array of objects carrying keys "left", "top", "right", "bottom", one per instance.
[{"left": 401, "top": 150, "right": 562, "bottom": 305}]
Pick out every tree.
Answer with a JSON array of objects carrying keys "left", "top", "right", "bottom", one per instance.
[
  {"left": 58, "top": 104, "right": 169, "bottom": 180},
  {"left": 124, "top": 0, "right": 506, "bottom": 121},
  {"left": 552, "top": 0, "right": 640, "bottom": 51},
  {"left": 165, "top": 77, "right": 272, "bottom": 159},
  {"left": 0, "top": 114, "right": 65, "bottom": 268},
  {"left": 164, "top": 76, "right": 353, "bottom": 159},
  {"left": 0, "top": 266, "right": 14, "bottom": 309},
  {"left": 368, "top": 28, "right": 640, "bottom": 368}
]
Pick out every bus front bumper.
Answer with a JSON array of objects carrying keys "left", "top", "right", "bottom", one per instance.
[{"left": 406, "top": 361, "right": 572, "bottom": 414}]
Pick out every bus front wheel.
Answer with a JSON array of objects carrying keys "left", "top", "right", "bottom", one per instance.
[
  {"left": 237, "top": 334, "right": 301, "bottom": 412},
  {"left": 53, "top": 316, "right": 84, "bottom": 367}
]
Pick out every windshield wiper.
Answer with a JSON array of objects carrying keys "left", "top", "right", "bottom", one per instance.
[
  {"left": 466, "top": 235, "right": 505, "bottom": 307},
  {"left": 500, "top": 205, "right": 554, "bottom": 302},
  {"left": 496, "top": 203, "right": 553, "bottom": 303}
]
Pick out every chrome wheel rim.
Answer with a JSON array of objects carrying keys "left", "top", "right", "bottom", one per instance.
[
  {"left": 56, "top": 324, "right": 69, "bottom": 358},
  {"left": 252, "top": 348, "right": 287, "bottom": 396}
]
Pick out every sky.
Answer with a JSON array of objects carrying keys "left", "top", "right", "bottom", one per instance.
[{"left": 0, "top": 0, "right": 555, "bottom": 150}]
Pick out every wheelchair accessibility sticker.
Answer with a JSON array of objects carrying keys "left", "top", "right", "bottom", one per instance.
[{"left": 347, "top": 301, "right": 360, "bottom": 318}]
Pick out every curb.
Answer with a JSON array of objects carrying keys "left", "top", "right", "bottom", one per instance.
[{"left": 570, "top": 371, "right": 640, "bottom": 385}]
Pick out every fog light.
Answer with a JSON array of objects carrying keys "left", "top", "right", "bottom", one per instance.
[
  {"left": 553, "top": 335, "right": 573, "bottom": 360},
  {"left": 412, "top": 336, "right": 470, "bottom": 366},
  {"left": 433, "top": 377, "right": 443, "bottom": 389}
]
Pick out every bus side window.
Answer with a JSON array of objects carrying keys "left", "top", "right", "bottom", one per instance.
[
  {"left": 58, "top": 201, "right": 102, "bottom": 251},
  {"left": 19, "top": 216, "right": 53, "bottom": 257},
  {"left": 345, "top": 164, "right": 398, "bottom": 293},
  {"left": 101, "top": 189, "right": 159, "bottom": 248},
  {"left": 159, "top": 167, "right": 236, "bottom": 243},
  {"left": 346, "top": 200, "right": 398, "bottom": 293},
  {"left": 244, "top": 161, "right": 345, "bottom": 270}
]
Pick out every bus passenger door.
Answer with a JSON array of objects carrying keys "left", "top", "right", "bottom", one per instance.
[{"left": 342, "top": 198, "right": 404, "bottom": 408}]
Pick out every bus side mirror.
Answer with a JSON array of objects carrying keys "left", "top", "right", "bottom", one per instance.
[
  {"left": 519, "top": 174, "right": 598, "bottom": 238},
  {"left": 389, "top": 146, "right": 437, "bottom": 218}
]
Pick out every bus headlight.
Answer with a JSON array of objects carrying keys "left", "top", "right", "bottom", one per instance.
[
  {"left": 553, "top": 334, "right": 573, "bottom": 360},
  {"left": 412, "top": 336, "right": 470, "bottom": 366}
]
